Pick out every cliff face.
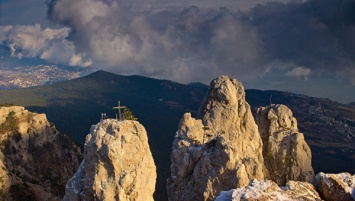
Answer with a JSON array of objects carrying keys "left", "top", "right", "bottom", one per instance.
[
  {"left": 167, "top": 76, "right": 265, "bottom": 201},
  {"left": 255, "top": 104, "right": 314, "bottom": 185},
  {"left": 63, "top": 119, "right": 156, "bottom": 201},
  {"left": 0, "top": 106, "right": 82, "bottom": 201}
]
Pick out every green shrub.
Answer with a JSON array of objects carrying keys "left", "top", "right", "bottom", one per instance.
[
  {"left": 123, "top": 107, "right": 138, "bottom": 121},
  {"left": 0, "top": 112, "right": 19, "bottom": 133}
]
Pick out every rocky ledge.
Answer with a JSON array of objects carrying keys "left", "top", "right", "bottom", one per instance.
[{"left": 216, "top": 172, "right": 355, "bottom": 201}]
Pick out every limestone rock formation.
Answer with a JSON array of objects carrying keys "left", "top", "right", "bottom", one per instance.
[
  {"left": 0, "top": 106, "right": 82, "bottom": 201},
  {"left": 255, "top": 104, "right": 314, "bottom": 185},
  {"left": 215, "top": 179, "right": 322, "bottom": 201},
  {"left": 167, "top": 76, "right": 265, "bottom": 201},
  {"left": 63, "top": 119, "right": 156, "bottom": 201},
  {"left": 313, "top": 172, "right": 355, "bottom": 201}
]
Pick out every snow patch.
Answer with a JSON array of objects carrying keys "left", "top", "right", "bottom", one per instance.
[
  {"left": 214, "top": 179, "right": 322, "bottom": 201},
  {"left": 66, "top": 159, "right": 85, "bottom": 194},
  {"left": 231, "top": 180, "right": 273, "bottom": 200},
  {"left": 215, "top": 189, "right": 234, "bottom": 201},
  {"left": 334, "top": 172, "right": 355, "bottom": 199}
]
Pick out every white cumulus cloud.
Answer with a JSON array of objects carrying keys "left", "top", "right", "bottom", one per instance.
[{"left": 0, "top": 24, "right": 92, "bottom": 67}]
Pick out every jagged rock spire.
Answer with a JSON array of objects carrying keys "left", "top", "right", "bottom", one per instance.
[
  {"left": 63, "top": 119, "right": 156, "bottom": 201},
  {"left": 167, "top": 76, "right": 265, "bottom": 201},
  {"left": 255, "top": 104, "right": 314, "bottom": 185}
]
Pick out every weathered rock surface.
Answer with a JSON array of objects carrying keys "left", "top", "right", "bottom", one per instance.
[
  {"left": 167, "top": 76, "right": 265, "bottom": 201},
  {"left": 0, "top": 106, "right": 82, "bottom": 201},
  {"left": 215, "top": 179, "right": 322, "bottom": 201},
  {"left": 63, "top": 119, "right": 156, "bottom": 201},
  {"left": 313, "top": 172, "right": 355, "bottom": 201},
  {"left": 255, "top": 104, "right": 314, "bottom": 185}
]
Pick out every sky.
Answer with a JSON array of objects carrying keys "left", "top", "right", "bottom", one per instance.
[{"left": 0, "top": 0, "right": 354, "bottom": 103}]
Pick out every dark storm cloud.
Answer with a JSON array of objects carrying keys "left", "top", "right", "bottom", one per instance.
[
  {"left": 43, "top": 0, "right": 355, "bottom": 83},
  {"left": 249, "top": 0, "right": 355, "bottom": 83}
]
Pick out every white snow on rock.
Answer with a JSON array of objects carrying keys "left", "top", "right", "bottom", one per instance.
[
  {"left": 215, "top": 179, "right": 322, "bottom": 201},
  {"left": 314, "top": 172, "right": 355, "bottom": 201}
]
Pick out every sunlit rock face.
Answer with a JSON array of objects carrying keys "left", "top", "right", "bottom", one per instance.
[
  {"left": 256, "top": 104, "right": 314, "bottom": 185},
  {"left": 167, "top": 76, "right": 265, "bottom": 201},
  {"left": 63, "top": 119, "right": 156, "bottom": 201},
  {"left": 0, "top": 106, "right": 82, "bottom": 201}
]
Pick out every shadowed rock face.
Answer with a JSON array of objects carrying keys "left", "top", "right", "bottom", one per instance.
[
  {"left": 255, "top": 104, "right": 314, "bottom": 185},
  {"left": 167, "top": 76, "right": 265, "bottom": 201},
  {"left": 0, "top": 106, "right": 82, "bottom": 201},
  {"left": 63, "top": 119, "right": 156, "bottom": 201},
  {"left": 313, "top": 172, "right": 355, "bottom": 201}
]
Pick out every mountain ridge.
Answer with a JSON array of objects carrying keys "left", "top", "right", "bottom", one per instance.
[{"left": 0, "top": 70, "right": 354, "bottom": 200}]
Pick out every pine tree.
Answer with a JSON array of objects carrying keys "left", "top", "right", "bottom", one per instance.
[{"left": 123, "top": 107, "right": 138, "bottom": 121}]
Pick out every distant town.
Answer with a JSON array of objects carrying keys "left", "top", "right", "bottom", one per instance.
[{"left": 0, "top": 65, "right": 81, "bottom": 89}]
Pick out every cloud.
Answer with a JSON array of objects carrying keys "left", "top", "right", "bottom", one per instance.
[
  {"left": 44, "top": 0, "right": 355, "bottom": 83},
  {"left": 121, "top": 0, "right": 295, "bottom": 12},
  {"left": 285, "top": 66, "right": 312, "bottom": 80},
  {"left": 0, "top": 24, "right": 92, "bottom": 67},
  {"left": 249, "top": 0, "right": 355, "bottom": 82},
  {"left": 47, "top": 0, "right": 272, "bottom": 83},
  {"left": 2, "top": 0, "right": 353, "bottom": 84}
]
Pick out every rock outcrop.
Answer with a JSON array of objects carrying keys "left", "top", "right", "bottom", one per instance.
[
  {"left": 167, "top": 76, "right": 265, "bottom": 201},
  {"left": 215, "top": 179, "right": 322, "bottom": 201},
  {"left": 63, "top": 119, "right": 156, "bottom": 201},
  {"left": 0, "top": 106, "right": 82, "bottom": 200},
  {"left": 313, "top": 172, "right": 355, "bottom": 201},
  {"left": 256, "top": 104, "right": 314, "bottom": 185}
]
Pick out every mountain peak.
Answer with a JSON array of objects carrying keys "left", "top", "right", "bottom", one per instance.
[
  {"left": 64, "top": 119, "right": 156, "bottom": 201},
  {"left": 167, "top": 75, "right": 266, "bottom": 200},
  {"left": 86, "top": 70, "right": 121, "bottom": 79}
]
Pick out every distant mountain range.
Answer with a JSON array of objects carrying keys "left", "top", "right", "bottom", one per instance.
[{"left": 0, "top": 70, "right": 354, "bottom": 200}]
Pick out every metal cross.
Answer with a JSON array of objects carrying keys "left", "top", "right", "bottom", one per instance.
[
  {"left": 101, "top": 113, "right": 107, "bottom": 121},
  {"left": 113, "top": 101, "right": 126, "bottom": 121}
]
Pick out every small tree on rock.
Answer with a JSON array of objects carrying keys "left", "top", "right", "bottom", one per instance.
[{"left": 123, "top": 107, "right": 138, "bottom": 121}]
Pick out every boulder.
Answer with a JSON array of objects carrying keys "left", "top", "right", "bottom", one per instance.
[
  {"left": 313, "top": 172, "right": 355, "bottom": 201},
  {"left": 215, "top": 179, "right": 322, "bottom": 201}
]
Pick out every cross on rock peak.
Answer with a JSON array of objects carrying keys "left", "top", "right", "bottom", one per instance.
[{"left": 113, "top": 101, "right": 126, "bottom": 121}]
